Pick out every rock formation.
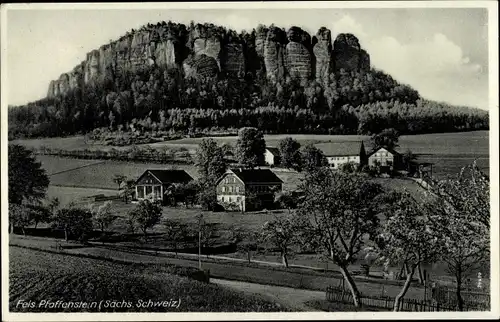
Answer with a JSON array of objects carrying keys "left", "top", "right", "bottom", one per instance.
[
  {"left": 313, "top": 27, "right": 333, "bottom": 84},
  {"left": 263, "top": 26, "right": 287, "bottom": 83},
  {"left": 222, "top": 31, "right": 246, "bottom": 77},
  {"left": 46, "top": 22, "right": 371, "bottom": 98},
  {"left": 285, "top": 26, "right": 312, "bottom": 83},
  {"left": 333, "top": 33, "right": 370, "bottom": 72},
  {"left": 183, "top": 54, "right": 219, "bottom": 79}
]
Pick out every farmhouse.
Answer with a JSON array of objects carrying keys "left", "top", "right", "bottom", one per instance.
[
  {"left": 135, "top": 169, "right": 193, "bottom": 204},
  {"left": 216, "top": 168, "right": 283, "bottom": 212},
  {"left": 325, "top": 141, "right": 367, "bottom": 170},
  {"left": 264, "top": 147, "right": 280, "bottom": 166},
  {"left": 367, "top": 147, "right": 402, "bottom": 171}
]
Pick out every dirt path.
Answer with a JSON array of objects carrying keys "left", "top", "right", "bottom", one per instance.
[{"left": 211, "top": 278, "right": 325, "bottom": 312}]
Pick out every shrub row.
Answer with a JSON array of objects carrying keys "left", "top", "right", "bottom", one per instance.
[{"left": 35, "top": 146, "right": 194, "bottom": 164}]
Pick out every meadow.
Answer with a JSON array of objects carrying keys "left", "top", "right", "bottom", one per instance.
[
  {"left": 16, "top": 130, "right": 490, "bottom": 180},
  {"left": 9, "top": 246, "right": 287, "bottom": 312}
]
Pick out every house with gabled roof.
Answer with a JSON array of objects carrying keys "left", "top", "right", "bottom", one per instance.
[
  {"left": 264, "top": 147, "right": 280, "bottom": 166},
  {"left": 324, "top": 141, "right": 367, "bottom": 170},
  {"left": 367, "top": 146, "right": 402, "bottom": 172},
  {"left": 215, "top": 168, "right": 283, "bottom": 212},
  {"left": 134, "top": 169, "right": 193, "bottom": 204}
]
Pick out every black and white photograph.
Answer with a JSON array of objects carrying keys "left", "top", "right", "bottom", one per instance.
[{"left": 1, "top": 1, "right": 498, "bottom": 320}]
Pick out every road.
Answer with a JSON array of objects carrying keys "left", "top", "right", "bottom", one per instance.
[{"left": 211, "top": 278, "right": 325, "bottom": 311}]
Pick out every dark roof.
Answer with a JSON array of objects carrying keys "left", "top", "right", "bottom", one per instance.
[
  {"left": 320, "top": 141, "right": 365, "bottom": 157},
  {"left": 265, "top": 147, "right": 280, "bottom": 156},
  {"left": 225, "top": 168, "right": 283, "bottom": 184},
  {"left": 367, "top": 146, "right": 401, "bottom": 157},
  {"left": 137, "top": 169, "right": 193, "bottom": 184}
]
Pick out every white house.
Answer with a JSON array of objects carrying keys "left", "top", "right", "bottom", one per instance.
[
  {"left": 264, "top": 147, "right": 280, "bottom": 166},
  {"left": 324, "top": 141, "right": 367, "bottom": 170}
]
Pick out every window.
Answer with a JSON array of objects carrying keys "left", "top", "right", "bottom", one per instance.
[
  {"left": 229, "top": 186, "right": 233, "bottom": 193},
  {"left": 236, "top": 186, "right": 240, "bottom": 193},
  {"left": 138, "top": 186, "right": 144, "bottom": 199},
  {"left": 145, "top": 186, "right": 152, "bottom": 196},
  {"left": 222, "top": 186, "right": 226, "bottom": 192},
  {"left": 236, "top": 197, "right": 240, "bottom": 202},
  {"left": 154, "top": 185, "right": 162, "bottom": 198}
]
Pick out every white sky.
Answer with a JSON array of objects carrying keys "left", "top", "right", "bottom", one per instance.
[{"left": 4, "top": 5, "right": 490, "bottom": 110}]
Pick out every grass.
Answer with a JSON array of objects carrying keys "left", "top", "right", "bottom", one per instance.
[
  {"left": 46, "top": 186, "right": 117, "bottom": 207},
  {"left": 16, "top": 130, "right": 489, "bottom": 180},
  {"left": 40, "top": 156, "right": 198, "bottom": 190},
  {"left": 9, "top": 246, "right": 287, "bottom": 312}
]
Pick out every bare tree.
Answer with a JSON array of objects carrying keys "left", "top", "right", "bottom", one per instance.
[{"left": 298, "top": 169, "right": 383, "bottom": 307}]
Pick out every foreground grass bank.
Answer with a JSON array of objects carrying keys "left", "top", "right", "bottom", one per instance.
[{"left": 9, "top": 246, "right": 287, "bottom": 312}]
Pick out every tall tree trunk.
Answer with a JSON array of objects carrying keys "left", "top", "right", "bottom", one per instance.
[
  {"left": 34, "top": 221, "right": 38, "bottom": 229},
  {"left": 455, "top": 265, "right": 464, "bottom": 311},
  {"left": 22, "top": 227, "right": 26, "bottom": 236},
  {"left": 417, "top": 262, "right": 424, "bottom": 285},
  {"left": 281, "top": 250, "right": 289, "bottom": 268},
  {"left": 338, "top": 264, "right": 362, "bottom": 307},
  {"left": 247, "top": 250, "right": 251, "bottom": 264},
  {"left": 394, "top": 263, "right": 417, "bottom": 312},
  {"left": 64, "top": 228, "right": 68, "bottom": 241},
  {"left": 10, "top": 223, "right": 14, "bottom": 234}
]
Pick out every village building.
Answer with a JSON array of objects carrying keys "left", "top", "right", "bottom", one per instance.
[
  {"left": 216, "top": 168, "right": 283, "bottom": 212},
  {"left": 367, "top": 147, "right": 402, "bottom": 171},
  {"left": 324, "top": 141, "right": 367, "bottom": 170},
  {"left": 264, "top": 147, "right": 280, "bottom": 166},
  {"left": 134, "top": 169, "right": 193, "bottom": 204}
]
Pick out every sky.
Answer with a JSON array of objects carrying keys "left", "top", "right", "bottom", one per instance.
[{"left": 5, "top": 4, "right": 491, "bottom": 110}]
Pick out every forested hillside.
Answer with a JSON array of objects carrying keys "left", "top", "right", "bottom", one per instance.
[{"left": 8, "top": 21, "right": 488, "bottom": 139}]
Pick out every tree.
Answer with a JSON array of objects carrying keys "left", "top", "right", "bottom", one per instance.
[
  {"left": 51, "top": 205, "right": 93, "bottom": 242},
  {"left": 339, "top": 161, "right": 357, "bottom": 174},
  {"left": 164, "top": 219, "right": 192, "bottom": 256},
  {"left": 278, "top": 137, "right": 302, "bottom": 170},
  {"left": 402, "top": 149, "right": 417, "bottom": 173},
  {"left": 9, "top": 204, "right": 32, "bottom": 235},
  {"left": 231, "top": 228, "right": 260, "bottom": 264},
  {"left": 197, "top": 185, "right": 219, "bottom": 211},
  {"left": 89, "top": 201, "right": 116, "bottom": 235},
  {"left": 274, "top": 190, "right": 300, "bottom": 213},
  {"left": 195, "top": 138, "right": 228, "bottom": 182},
  {"left": 8, "top": 144, "right": 49, "bottom": 205},
  {"left": 298, "top": 168, "right": 383, "bottom": 307},
  {"left": 300, "top": 144, "right": 327, "bottom": 173},
  {"left": 235, "top": 127, "right": 266, "bottom": 168},
  {"left": 112, "top": 174, "right": 127, "bottom": 192},
  {"left": 370, "top": 128, "right": 400, "bottom": 150},
  {"left": 129, "top": 199, "right": 163, "bottom": 241},
  {"left": 374, "top": 190, "right": 443, "bottom": 311},
  {"left": 261, "top": 213, "right": 308, "bottom": 268},
  {"left": 425, "top": 162, "right": 490, "bottom": 310},
  {"left": 121, "top": 179, "right": 136, "bottom": 203},
  {"left": 27, "top": 204, "right": 51, "bottom": 229}
]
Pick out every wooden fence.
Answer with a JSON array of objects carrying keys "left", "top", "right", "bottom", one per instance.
[{"left": 325, "top": 285, "right": 490, "bottom": 312}]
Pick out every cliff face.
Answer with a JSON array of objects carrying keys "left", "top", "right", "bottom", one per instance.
[
  {"left": 313, "top": 27, "right": 333, "bottom": 84},
  {"left": 47, "top": 23, "right": 371, "bottom": 98},
  {"left": 333, "top": 33, "right": 370, "bottom": 72},
  {"left": 263, "top": 26, "right": 287, "bottom": 83},
  {"left": 285, "top": 26, "right": 312, "bottom": 83}
]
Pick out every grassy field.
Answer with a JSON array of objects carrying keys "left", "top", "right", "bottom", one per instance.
[
  {"left": 9, "top": 246, "right": 287, "bottom": 312},
  {"left": 41, "top": 156, "right": 303, "bottom": 191},
  {"left": 16, "top": 130, "right": 490, "bottom": 179}
]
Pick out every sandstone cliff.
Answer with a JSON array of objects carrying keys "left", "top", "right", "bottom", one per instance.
[
  {"left": 313, "top": 27, "right": 333, "bottom": 84},
  {"left": 47, "top": 22, "right": 371, "bottom": 98}
]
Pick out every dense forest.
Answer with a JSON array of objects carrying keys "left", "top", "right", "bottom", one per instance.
[{"left": 8, "top": 21, "right": 489, "bottom": 139}]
